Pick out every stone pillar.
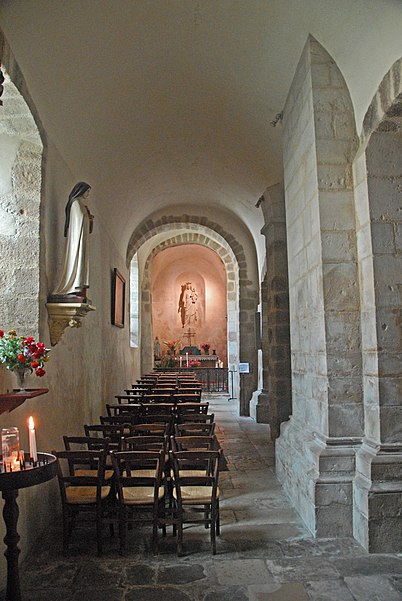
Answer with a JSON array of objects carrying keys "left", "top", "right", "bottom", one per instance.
[
  {"left": 256, "top": 184, "right": 291, "bottom": 438},
  {"left": 276, "top": 36, "right": 362, "bottom": 537},
  {"left": 353, "top": 64, "right": 402, "bottom": 551}
]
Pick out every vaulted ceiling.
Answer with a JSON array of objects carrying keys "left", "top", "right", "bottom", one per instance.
[{"left": 0, "top": 0, "right": 401, "bottom": 265}]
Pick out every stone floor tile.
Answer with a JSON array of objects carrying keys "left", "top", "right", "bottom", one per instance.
[
  {"left": 122, "top": 563, "right": 156, "bottom": 585},
  {"left": 265, "top": 558, "right": 341, "bottom": 583},
  {"left": 279, "top": 537, "right": 365, "bottom": 558},
  {"left": 213, "top": 558, "right": 276, "bottom": 586},
  {"left": 333, "top": 555, "right": 402, "bottom": 577},
  {"left": 305, "top": 579, "right": 356, "bottom": 601},
  {"left": 73, "top": 560, "right": 125, "bottom": 587},
  {"left": 72, "top": 589, "right": 124, "bottom": 601},
  {"left": 125, "top": 587, "right": 193, "bottom": 601},
  {"left": 344, "top": 575, "right": 402, "bottom": 601},
  {"left": 201, "top": 586, "right": 249, "bottom": 601},
  {"left": 157, "top": 563, "right": 206, "bottom": 584},
  {"left": 249, "top": 582, "right": 309, "bottom": 601},
  {"left": 19, "top": 561, "right": 79, "bottom": 589},
  {"left": 18, "top": 591, "right": 73, "bottom": 601}
]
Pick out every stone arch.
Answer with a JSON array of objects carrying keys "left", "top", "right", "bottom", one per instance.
[
  {"left": 360, "top": 57, "right": 402, "bottom": 151},
  {"left": 0, "top": 36, "right": 44, "bottom": 343},
  {"left": 128, "top": 216, "right": 258, "bottom": 414},
  {"left": 140, "top": 231, "right": 239, "bottom": 379}
]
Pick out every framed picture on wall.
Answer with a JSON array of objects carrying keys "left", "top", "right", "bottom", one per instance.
[{"left": 111, "top": 268, "right": 125, "bottom": 328}]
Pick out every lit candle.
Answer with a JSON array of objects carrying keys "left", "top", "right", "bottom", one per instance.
[
  {"left": 186, "top": 352, "right": 189, "bottom": 367},
  {"left": 179, "top": 355, "right": 182, "bottom": 368},
  {"left": 28, "top": 416, "right": 38, "bottom": 462}
]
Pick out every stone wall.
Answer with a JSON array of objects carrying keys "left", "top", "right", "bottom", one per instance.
[{"left": 0, "top": 72, "right": 42, "bottom": 338}]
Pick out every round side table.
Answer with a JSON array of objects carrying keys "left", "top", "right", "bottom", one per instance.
[{"left": 0, "top": 452, "right": 57, "bottom": 601}]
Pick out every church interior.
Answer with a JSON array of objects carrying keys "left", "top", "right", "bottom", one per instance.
[{"left": 0, "top": 1, "right": 402, "bottom": 598}]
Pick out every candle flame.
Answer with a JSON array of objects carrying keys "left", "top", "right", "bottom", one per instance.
[{"left": 28, "top": 416, "right": 35, "bottom": 430}]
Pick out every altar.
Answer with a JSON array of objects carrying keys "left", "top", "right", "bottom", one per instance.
[{"left": 196, "top": 354, "right": 219, "bottom": 367}]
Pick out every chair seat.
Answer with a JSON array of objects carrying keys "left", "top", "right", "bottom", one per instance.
[
  {"left": 173, "top": 485, "right": 219, "bottom": 504},
  {"left": 170, "top": 469, "right": 207, "bottom": 478},
  {"left": 128, "top": 468, "right": 161, "bottom": 479},
  {"left": 75, "top": 469, "right": 114, "bottom": 480},
  {"left": 66, "top": 485, "right": 111, "bottom": 504},
  {"left": 122, "top": 486, "right": 164, "bottom": 504}
]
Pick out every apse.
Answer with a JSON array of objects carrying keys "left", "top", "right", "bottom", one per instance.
[{"left": 151, "top": 244, "right": 228, "bottom": 364}]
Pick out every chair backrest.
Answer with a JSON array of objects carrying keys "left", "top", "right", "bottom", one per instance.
[
  {"left": 62, "top": 436, "right": 110, "bottom": 474},
  {"left": 100, "top": 415, "right": 135, "bottom": 427},
  {"left": 53, "top": 448, "right": 109, "bottom": 501},
  {"left": 122, "top": 435, "right": 167, "bottom": 452},
  {"left": 131, "top": 423, "right": 169, "bottom": 437},
  {"left": 170, "top": 435, "right": 217, "bottom": 452},
  {"left": 84, "top": 424, "right": 127, "bottom": 450},
  {"left": 174, "top": 422, "right": 216, "bottom": 437},
  {"left": 177, "top": 413, "right": 214, "bottom": 424},
  {"left": 175, "top": 402, "right": 209, "bottom": 415},
  {"left": 111, "top": 449, "right": 164, "bottom": 499},
  {"left": 63, "top": 435, "right": 110, "bottom": 451},
  {"left": 140, "top": 403, "right": 175, "bottom": 415},
  {"left": 170, "top": 449, "right": 221, "bottom": 494},
  {"left": 172, "top": 393, "right": 202, "bottom": 404},
  {"left": 106, "top": 403, "right": 142, "bottom": 418},
  {"left": 142, "top": 393, "right": 174, "bottom": 403}
]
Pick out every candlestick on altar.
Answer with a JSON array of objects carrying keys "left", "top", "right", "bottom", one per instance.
[
  {"left": 186, "top": 352, "right": 189, "bottom": 367},
  {"left": 179, "top": 356, "right": 182, "bottom": 368},
  {"left": 28, "top": 416, "right": 38, "bottom": 462}
]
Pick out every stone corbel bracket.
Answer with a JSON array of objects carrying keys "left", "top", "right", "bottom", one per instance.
[{"left": 46, "top": 302, "right": 96, "bottom": 346}]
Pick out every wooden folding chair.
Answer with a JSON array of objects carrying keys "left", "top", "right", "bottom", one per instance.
[
  {"left": 170, "top": 449, "right": 221, "bottom": 555},
  {"left": 111, "top": 450, "right": 166, "bottom": 554},
  {"left": 53, "top": 448, "right": 113, "bottom": 555}
]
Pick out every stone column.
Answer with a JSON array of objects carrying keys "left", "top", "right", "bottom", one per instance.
[
  {"left": 276, "top": 36, "right": 362, "bottom": 538},
  {"left": 256, "top": 184, "right": 291, "bottom": 438},
  {"left": 353, "top": 64, "right": 402, "bottom": 551}
]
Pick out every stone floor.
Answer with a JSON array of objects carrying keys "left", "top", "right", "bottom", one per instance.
[{"left": 4, "top": 394, "right": 402, "bottom": 600}]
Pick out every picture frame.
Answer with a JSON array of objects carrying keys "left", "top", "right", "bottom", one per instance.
[{"left": 111, "top": 268, "right": 125, "bottom": 328}]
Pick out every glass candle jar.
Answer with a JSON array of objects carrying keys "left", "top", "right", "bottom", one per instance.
[{"left": 1, "top": 427, "right": 20, "bottom": 472}]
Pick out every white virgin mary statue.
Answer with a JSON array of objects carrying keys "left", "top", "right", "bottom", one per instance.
[{"left": 52, "top": 181, "right": 94, "bottom": 300}]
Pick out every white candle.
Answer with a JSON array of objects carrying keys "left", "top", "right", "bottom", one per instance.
[
  {"left": 179, "top": 356, "right": 182, "bottom": 367},
  {"left": 186, "top": 352, "right": 189, "bottom": 367},
  {"left": 28, "top": 416, "right": 38, "bottom": 462}
]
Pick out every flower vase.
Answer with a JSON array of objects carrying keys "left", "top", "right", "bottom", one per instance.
[{"left": 14, "top": 367, "right": 30, "bottom": 393}]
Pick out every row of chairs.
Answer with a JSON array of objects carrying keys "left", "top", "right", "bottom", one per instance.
[
  {"left": 53, "top": 397, "right": 221, "bottom": 556},
  {"left": 121, "top": 371, "right": 203, "bottom": 402},
  {"left": 54, "top": 442, "right": 221, "bottom": 555}
]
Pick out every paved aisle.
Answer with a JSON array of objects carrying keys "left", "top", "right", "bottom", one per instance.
[{"left": 6, "top": 395, "right": 402, "bottom": 601}]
